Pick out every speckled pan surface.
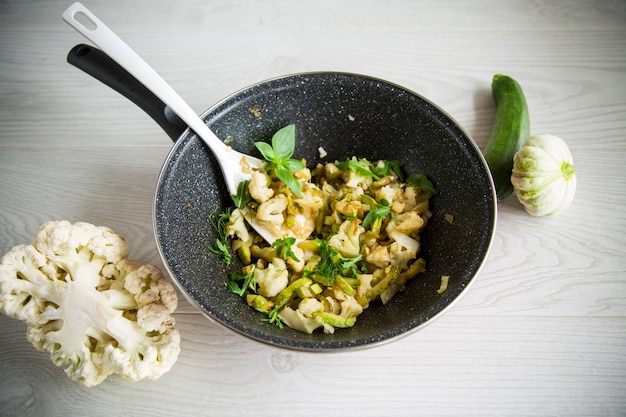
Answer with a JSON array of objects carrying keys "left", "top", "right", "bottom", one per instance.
[{"left": 154, "top": 72, "right": 496, "bottom": 350}]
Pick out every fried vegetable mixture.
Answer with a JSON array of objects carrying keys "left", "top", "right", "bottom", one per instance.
[{"left": 209, "top": 125, "right": 436, "bottom": 334}]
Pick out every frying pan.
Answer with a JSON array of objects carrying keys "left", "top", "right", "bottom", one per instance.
[{"left": 67, "top": 44, "right": 496, "bottom": 350}]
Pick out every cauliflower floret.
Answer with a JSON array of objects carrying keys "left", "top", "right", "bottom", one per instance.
[
  {"left": 385, "top": 218, "right": 419, "bottom": 269},
  {"left": 344, "top": 171, "right": 373, "bottom": 189},
  {"left": 324, "top": 162, "right": 342, "bottom": 181},
  {"left": 324, "top": 295, "right": 341, "bottom": 315},
  {"left": 0, "top": 244, "right": 54, "bottom": 325},
  {"left": 389, "top": 241, "right": 417, "bottom": 269},
  {"left": 392, "top": 211, "right": 425, "bottom": 235},
  {"left": 357, "top": 274, "right": 374, "bottom": 302},
  {"left": 402, "top": 186, "right": 419, "bottom": 211},
  {"left": 286, "top": 245, "right": 305, "bottom": 273},
  {"left": 0, "top": 221, "right": 180, "bottom": 387},
  {"left": 34, "top": 220, "right": 129, "bottom": 266},
  {"left": 403, "top": 186, "right": 431, "bottom": 214},
  {"left": 329, "top": 219, "right": 364, "bottom": 258},
  {"left": 254, "top": 258, "right": 289, "bottom": 298},
  {"left": 321, "top": 181, "right": 340, "bottom": 201},
  {"left": 384, "top": 216, "right": 420, "bottom": 268},
  {"left": 365, "top": 244, "right": 391, "bottom": 268},
  {"left": 297, "top": 297, "right": 324, "bottom": 317},
  {"left": 387, "top": 228, "right": 419, "bottom": 254},
  {"left": 339, "top": 297, "right": 363, "bottom": 318},
  {"left": 277, "top": 306, "right": 323, "bottom": 334},
  {"left": 249, "top": 170, "right": 274, "bottom": 203},
  {"left": 257, "top": 194, "right": 288, "bottom": 226},
  {"left": 118, "top": 260, "right": 178, "bottom": 330},
  {"left": 294, "top": 165, "right": 312, "bottom": 182},
  {"left": 289, "top": 208, "right": 318, "bottom": 241},
  {"left": 376, "top": 185, "right": 402, "bottom": 207},
  {"left": 293, "top": 183, "right": 324, "bottom": 210},
  {"left": 334, "top": 199, "right": 364, "bottom": 219},
  {"left": 226, "top": 208, "right": 250, "bottom": 243}
]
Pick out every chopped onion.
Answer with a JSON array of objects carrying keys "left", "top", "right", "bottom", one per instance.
[{"left": 437, "top": 275, "right": 450, "bottom": 294}]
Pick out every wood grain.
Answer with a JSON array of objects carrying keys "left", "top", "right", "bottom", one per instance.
[
  {"left": 2, "top": 312, "right": 625, "bottom": 417},
  {"left": 1, "top": 0, "right": 625, "bottom": 416}
]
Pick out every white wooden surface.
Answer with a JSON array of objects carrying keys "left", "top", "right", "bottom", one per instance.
[{"left": 1, "top": 0, "right": 625, "bottom": 415}]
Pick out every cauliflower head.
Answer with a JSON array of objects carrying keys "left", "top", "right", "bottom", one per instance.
[{"left": 0, "top": 220, "right": 180, "bottom": 387}]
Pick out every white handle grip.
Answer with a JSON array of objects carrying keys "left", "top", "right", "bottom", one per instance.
[{"left": 62, "top": 2, "right": 226, "bottom": 156}]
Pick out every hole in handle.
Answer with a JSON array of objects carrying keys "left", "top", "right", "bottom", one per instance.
[
  {"left": 73, "top": 11, "right": 97, "bottom": 31},
  {"left": 74, "top": 45, "right": 92, "bottom": 56}
]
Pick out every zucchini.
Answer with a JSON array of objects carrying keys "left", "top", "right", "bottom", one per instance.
[{"left": 483, "top": 74, "right": 531, "bottom": 201}]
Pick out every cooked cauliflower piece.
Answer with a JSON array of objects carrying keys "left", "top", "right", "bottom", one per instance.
[
  {"left": 365, "top": 245, "right": 391, "bottom": 268},
  {"left": 344, "top": 170, "right": 373, "bottom": 189},
  {"left": 329, "top": 219, "right": 364, "bottom": 258},
  {"left": 340, "top": 297, "right": 363, "bottom": 318},
  {"left": 376, "top": 184, "right": 402, "bottom": 206},
  {"left": 391, "top": 211, "right": 425, "bottom": 235},
  {"left": 297, "top": 297, "right": 324, "bottom": 317},
  {"left": 249, "top": 170, "right": 274, "bottom": 203},
  {"left": 226, "top": 208, "right": 251, "bottom": 244},
  {"left": 254, "top": 258, "right": 289, "bottom": 298},
  {"left": 277, "top": 306, "right": 323, "bottom": 334},
  {"left": 389, "top": 241, "right": 417, "bottom": 269},
  {"left": 257, "top": 194, "right": 288, "bottom": 225},
  {"left": 285, "top": 245, "right": 305, "bottom": 273}
]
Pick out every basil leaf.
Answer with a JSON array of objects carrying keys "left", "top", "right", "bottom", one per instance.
[
  {"left": 275, "top": 167, "right": 302, "bottom": 197},
  {"left": 271, "top": 124, "right": 296, "bottom": 160},
  {"left": 254, "top": 141, "right": 276, "bottom": 162},
  {"left": 253, "top": 124, "right": 302, "bottom": 197},
  {"left": 284, "top": 159, "right": 305, "bottom": 172}
]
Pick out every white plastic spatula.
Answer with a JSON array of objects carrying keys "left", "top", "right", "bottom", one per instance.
[{"left": 62, "top": 2, "right": 281, "bottom": 244}]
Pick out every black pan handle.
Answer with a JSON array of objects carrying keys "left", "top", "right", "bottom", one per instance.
[{"left": 67, "top": 44, "right": 187, "bottom": 142}]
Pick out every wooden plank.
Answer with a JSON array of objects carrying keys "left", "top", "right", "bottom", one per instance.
[
  {"left": 1, "top": 313, "right": 624, "bottom": 416},
  {"left": 2, "top": 0, "right": 626, "bottom": 32},
  {"left": 1, "top": 31, "right": 625, "bottom": 148}
]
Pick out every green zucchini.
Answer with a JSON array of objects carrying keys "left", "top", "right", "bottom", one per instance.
[{"left": 483, "top": 74, "right": 531, "bottom": 201}]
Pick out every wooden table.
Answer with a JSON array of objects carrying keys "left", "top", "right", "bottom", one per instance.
[{"left": 1, "top": 1, "right": 625, "bottom": 415}]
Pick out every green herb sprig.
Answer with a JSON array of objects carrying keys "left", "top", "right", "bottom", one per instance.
[
  {"left": 262, "top": 306, "right": 285, "bottom": 329},
  {"left": 254, "top": 124, "right": 304, "bottom": 197},
  {"left": 225, "top": 265, "right": 256, "bottom": 297},
  {"left": 372, "top": 159, "right": 405, "bottom": 181},
  {"left": 271, "top": 237, "right": 301, "bottom": 262},
  {"left": 339, "top": 253, "right": 363, "bottom": 278},
  {"left": 302, "top": 239, "right": 340, "bottom": 286},
  {"left": 231, "top": 179, "right": 252, "bottom": 209},
  {"left": 206, "top": 207, "right": 233, "bottom": 265},
  {"left": 362, "top": 198, "right": 391, "bottom": 232},
  {"left": 407, "top": 174, "right": 438, "bottom": 197},
  {"left": 335, "top": 157, "right": 379, "bottom": 179},
  {"left": 335, "top": 157, "right": 405, "bottom": 181}
]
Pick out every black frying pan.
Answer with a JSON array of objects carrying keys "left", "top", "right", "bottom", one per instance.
[{"left": 67, "top": 44, "right": 496, "bottom": 350}]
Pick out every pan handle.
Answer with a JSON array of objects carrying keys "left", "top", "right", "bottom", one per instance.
[{"left": 67, "top": 44, "right": 187, "bottom": 142}]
